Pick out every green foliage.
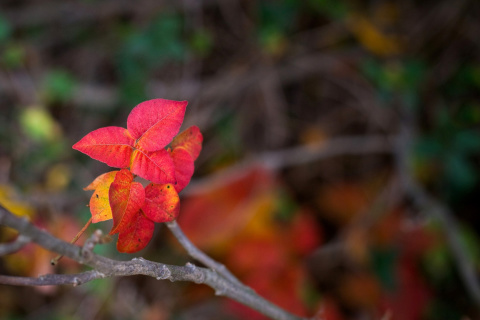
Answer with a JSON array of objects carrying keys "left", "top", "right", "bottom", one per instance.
[
  {"left": 371, "top": 247, "right": 398, "bottom": 291},
  {"left": 361, "top": 58, "right": 426, "bottom": 109},
  {"left": 414, "top": 106, "right": 480, "bottom": 198},
  {"left": 116, "top": 14, "right": 187, "bottom": 104},
  {"left": 1, "top": 43, "right": 27, "bottom": 68},
  {"left": 307, "top": 0, "right": 348, "bottom": 19},
  {"left": 42, "top": 70, "right": 77, "bottom": 103},
  {"left": 189, "top": 29, "right": 213, "bottom": 57},
  {"left": 0, "top": 15, "right": 11, "bottom": 44}
]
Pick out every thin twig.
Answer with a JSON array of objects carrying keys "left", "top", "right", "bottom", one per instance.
[
  {"left": 166, "top": 220, "right": 245, "bottom": 288},
  {"left": 395, "top": 126, "right": 480, "bottom": 307},
  {"left": 0, "top": 205, "right": 309, "bottom": 320},
  {"left": 186, "top": 134, "right": 396, "bottom": 195},
  {"left": 51, "top": 217, "right": 92, "bottom": 265},
  {"left": 0, "top": 234, "right": 30, "bottom": 255},
  {"left": 0, "top": 270, "right": 107, "bottom": 286}
]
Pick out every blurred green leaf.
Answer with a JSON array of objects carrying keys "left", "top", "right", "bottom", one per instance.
[
  {"left": 116, "top": 14, "right": 186, "bottom": 104},
  {"left": 308, "top": 0, "right": 348, "bottom": 19},
  {"left": 371, "top": 248, "right": 398, "bottom": 291},
  {"left": 453, "top": 130, "right": 480, "bottom": 153},
  {"left": 1, "top": 43, "right": 27, "bottom": 68},
  {"left": 190, "top": 29, "right": 213, "bottom": 57},
  {"left": 459, "top": 224, "right": 480, "bottom": 266},
  {"left": 42, "top": 70, "right": 77, "bottom": 103},
  {"left": 19, "top": 107, "right": 61, "bottom": 143},
  {"left": 423, "top": 242, "right": 451, "bottom": 282},
  {"left": 0, "top": 15, "right": 11, "bottom": 44}
]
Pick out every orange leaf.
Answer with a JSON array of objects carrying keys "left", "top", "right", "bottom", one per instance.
[
  {"left": 109, "top": 169, "right": 145, "bottom": 234},
  {"left": 116, "top": 210, "right": 155, "bottom": 253},
  {"left": 127, "top": 99, "right": 187, "bottom": 152},
  {"left": 169, "top": 147, "right": 194, "bottom": 192},
  {"left": 72, "top": 127, "right": 134, "bottom": 168},
  {"left": 84, "top": 171, "right": 118, "bottom": 223},
  {"left": 171, "top": 125, "right": 203, "bottom": 160},
  {"left": 130, "top": 148, "right": 176, "bottom": 184},
  {"left": 143, "top": 183, "right": 180, "bottom": 222}
]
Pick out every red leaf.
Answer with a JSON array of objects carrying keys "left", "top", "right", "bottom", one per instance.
[
  {"left": 169, "top": 147, "right": 194, "bottom": 192},
  {"left": 127, "top": 99, "right": 187, "bottom": 152},
  {"left": 130, "top": 149, "right": 176, "bottom": 184},
  {"left": 72, "top": 127, "right": 134, "bottom": 168},
  {"left": 109, "top": 169, "right": 145, "bottom": 234},
  {"left": 143, "top": 183, "right": 180, "bottom": 222},
  {"left": 116, "top": 210, "right": 155, "bottom": 253},
  {"left": 171, "top": 125, "right": 203, "bottom": 160},
  {"left": 84, "top": 171, "right": 118, "bottom": 223}
]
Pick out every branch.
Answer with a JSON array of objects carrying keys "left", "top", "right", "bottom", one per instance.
[
  {"left": 0, "top": 270, "right": 107, "bottom": 286},
  {"left": 395, "top": 126, "right": 480, "bottom": 307},
  {"left": 166, "top": 220, "right": 245, "bottom": 287},
  {"left": 0, "top": 234, "right": 30, "bottom": 255},
  {"left": 0, "top": 205, "right": 308, "bottom": 320},
  {"left": 186, "top": 134, "right": 395, "bottom": 195}
]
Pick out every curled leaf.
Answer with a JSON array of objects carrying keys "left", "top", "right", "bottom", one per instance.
[
  {"left": 143, "top": 183, "right": 180, "bottom": 223},
  {"left": 171, "top": 125, "right": 203, "bottom": 161},
  {"left": 109, "top": 169, "right": 145, "bottom": 234},
  {"left": 127, "top": 99, "right": 187, "bottom": 152},
  {"left": 117, "top": 210, "right": 155, "bottom": 253},
  {"left": 73, "top": 127, "right": 134, "bottom": 168},
  {"left": 130, "top": 148, "right": 176, "bottom": 184},
  {"left": 84, "top": 171, "right": 118, "bottom": 223}
]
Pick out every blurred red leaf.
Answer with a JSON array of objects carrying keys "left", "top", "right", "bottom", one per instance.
[
  {"left": 177, "top": 166, "right": 275, "bottom": 253},
  {"left": 289, "top": 210, "right": 323, "bottom": 256}
]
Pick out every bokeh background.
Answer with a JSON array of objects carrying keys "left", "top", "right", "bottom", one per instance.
[{"left": 1, "top": 0, "right": 480, "bottom": 319}]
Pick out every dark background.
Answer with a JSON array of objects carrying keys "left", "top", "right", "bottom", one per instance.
[{"left": 0, "top": 1, "right": 479, "bottom": 319}]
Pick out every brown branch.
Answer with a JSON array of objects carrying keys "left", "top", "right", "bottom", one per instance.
[{"left": 0, "top": 205, "right": 309, "bottom": 320}]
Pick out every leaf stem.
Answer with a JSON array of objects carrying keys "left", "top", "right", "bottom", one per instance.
[{"left": 51, "top": 217, "right": 92, "bottom": 265}]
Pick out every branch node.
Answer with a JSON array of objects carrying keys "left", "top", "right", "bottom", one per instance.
[
  {"left": 185, "top": 262, "right": 196, "bottom": 272},
  {"left": 131, "top": 257, "right": 147, "bottom": 264},
  {"left": 156, "top": 265, "right": 171, "bottom": 280},
  {"left": 81, "top": 229, "right": 102, "bottom": 262},
  {"left": 72, "top": 277, "right": 80, "bottom": 287},
  {"left": 94, "top": 270, "right": 107, "bottom": 279}
]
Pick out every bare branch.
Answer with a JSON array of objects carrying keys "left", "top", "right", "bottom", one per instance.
[
  {"left": 395, "top": 126, "right": 480, "bottom": 307},
  {"left": 0, "top": 270, "right": 108, "bottom": 286},
  {"left": 0, "top": 204, "right": 309, "bottom": 320},
  {"left": 186, "top": 134, "right": 396, "bottom": 195},
  {"left": 165, "top": 220, "right": 245, "bottom": 287},
  {"left": 0, "top": 234, "right": 30, "bottom": 255}
]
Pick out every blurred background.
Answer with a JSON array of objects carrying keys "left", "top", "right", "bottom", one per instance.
[{"left": 0, "top": 0, "right": 480, "bottom": 319}]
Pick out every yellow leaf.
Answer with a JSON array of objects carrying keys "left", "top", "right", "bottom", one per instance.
[
  {"left": 85, "top": 171, "right": 118, "bottom": 223},
  {"left": 45, "top": 164, "right": 71, "bottom": 191},
  {"left": 347, "top": 14, "right": 402, "bottom": 56},
  {"left": 0, "top": 185, "right": 34, "bottom": 219}
]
